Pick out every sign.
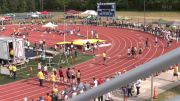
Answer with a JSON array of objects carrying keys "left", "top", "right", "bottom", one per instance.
[{"left": 97, "top": 3, "right": 116, "bottom": 17}]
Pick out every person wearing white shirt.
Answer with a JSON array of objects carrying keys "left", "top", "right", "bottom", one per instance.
[
  {"left": 93, "top": 77, "right": 98, "bottom": 87},
  {"left": 135, "top": 79, "right": 141, "bottom": 95}
]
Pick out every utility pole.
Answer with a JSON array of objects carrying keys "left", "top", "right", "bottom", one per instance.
[
  {"left": 42, "top": 0, "right": 43, "bottom": 11},
  {"left": 144, "top": 0, "right": 146, "bottom": 25}
]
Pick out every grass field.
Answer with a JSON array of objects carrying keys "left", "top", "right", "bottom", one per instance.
[
  {"left": 145, "top": 84, "right": 180, "bottom": 101},
  {"left": 51, "top": 11, "right": 180, "bottom": 22},
  {"left": 115, "top": 11, "right": 180, "bottom": 23},
  {"left": 0, "top": 53, "right": 94, "bottom": 85}
]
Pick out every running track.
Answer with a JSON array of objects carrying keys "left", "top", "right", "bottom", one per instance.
[{"left": 0, "top": 25, "right": 180, "bottom": 101}]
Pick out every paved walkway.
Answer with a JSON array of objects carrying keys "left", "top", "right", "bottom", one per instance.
[{"left": 111, "top": 70, "right": 180, "bottom": 101}]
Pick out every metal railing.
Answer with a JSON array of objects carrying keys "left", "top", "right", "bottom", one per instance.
[{"left": 70, "top": 47, "right": 180, "bottom": 101}]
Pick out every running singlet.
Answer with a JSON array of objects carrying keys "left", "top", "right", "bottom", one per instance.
[{"left": 103, "top": 53, "right": 106, "bottom": 58}]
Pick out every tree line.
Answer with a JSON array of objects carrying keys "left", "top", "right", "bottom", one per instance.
[{"left": 0, "top": 0, "right": 180, "bottom": 13}]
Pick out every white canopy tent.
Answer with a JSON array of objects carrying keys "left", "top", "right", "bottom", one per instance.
[
  {"left": 81, "top": 10, "right": 98, "bottom": 16},
  {"left": 42, "top": 22, "right": 58, "bottom": 28}
]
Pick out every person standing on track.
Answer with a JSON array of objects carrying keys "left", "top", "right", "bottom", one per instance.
[
  {"left": 71, "top": 68, "right": 76, "bottom": 84},
  {"left": 51, "top": 72, "right": 57, "bottom": 87},
  {"left": 102, "top": 51, "right": 107, "bottom": 65},
  {"left": 145, "top": 38, "right": 149, "bottom": 48},
  {"left": 127, "top": 47, "right": 131, "bottom": 57},
  {"left": 59, "top": 67, "right": 64, "bottom": 83},
  {"left": 138, "top": 46, "right": 143, "bottom": 58},
  {"left": 37, "top": 70, "right": 44, "bottom": 86},
  {"left": 66, "top": 68, "right": 71, "bottom": 83},
  {"left": 154, "top": 37, "right": 158, "bottom": 47},
  {"left": 76, "top": 70, "right": 81, "bottom": 84}
]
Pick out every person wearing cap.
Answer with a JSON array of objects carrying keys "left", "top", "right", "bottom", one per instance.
[{"left": 12, "top": 64, "right": 17, "bottom": 79}]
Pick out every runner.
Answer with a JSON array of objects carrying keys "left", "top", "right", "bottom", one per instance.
[
  {"left": 138, "top": 47, "right": 143, "bottom": 58},
  {"left": 145, "top": 38, "right": 149, "bottom": 48},
  {"left": 154, "top": 37, "right": 158, "bottom": 47},
  {"left": 127, "top": 47, "right": 131, "bottom": 57},
  {"left": 102, "top": 51, "right": 107, "bottom": 65}
]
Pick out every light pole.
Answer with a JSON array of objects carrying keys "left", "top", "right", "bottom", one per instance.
[
  {"left": 144, "top": 0, "right": 146, "bottom": 25},
  {"left": 42, "top": 0, "right": 43, "bottom": 11}
]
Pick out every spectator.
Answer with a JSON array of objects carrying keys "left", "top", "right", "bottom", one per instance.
[
  {"left": 66, "top": 68, "right": 71, "bottom": 83},
  {"left": 51, "top": 72, "right": 57, "bottom": 87},
  {"left": 51, "top": 92, "right": 58, "bottom": 101},
  {"left": 98, "top": 78, "right": 104, "bottom": 101},
  {"left": 122, "top": 87, "right": 128, "bottom": 101},
  {"left": 8, "top": 64, "right": 13, "bottom": 78},
  {"left": 23, "top": 97, "right": 28, "bottom": 101},
  {"left": 12, "top": 64, "right": 17, "bottom": 79},
  {"left": 71, "top": 68, "right": 76, "bottom": 84},
  {"left": 38, "top": 96, "right": 44, "bottom": 101},
  {"left": 45, "top": 93, "right": 51, "bottom": 101},
  {"left": 127, "top": 83, "right": 133, "bottom": 97},
  {"left": 57, "top": 92, "right": 62, "bottom": 101},
  {"left": 135, "top": 79, "right": 141, "bottom": 96},
  {"left": 59, "top": 67, "right": 64, "bottom": 82},
  {"left": 172, "top": 64, "right": 179, "bottom": 81},
  {"left": 84, "top": 82, "right": 91, "bottom": 91},
  {"left": 52, "top": 85, "right": 59, "bottom": 95}
]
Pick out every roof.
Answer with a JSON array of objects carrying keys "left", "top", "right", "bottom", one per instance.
[{"left": 0, "top": 36, "right": 23, "bottom": 42}]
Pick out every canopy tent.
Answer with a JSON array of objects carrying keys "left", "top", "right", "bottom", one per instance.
[
  {"left": 167, "top": 21, "right": 180, "bottom": 27},
  {"left": 116, "top": 16, "right": 131, "bottom": 21},
  {"left": 42, "top": 22, "right": 58, "bottom": 28},
  {"left": 31, "top": 14, "right": 39, "bottom": 18},
  {"left": 0, "top": 16, "right": 11, "bottom": 21},
  {"left": 86, "top": 15, "right": 97, "bottom": 20},
  {"left": 40, "top": 11, "right": 49, "bottom": 15},
  {"left": 81, "top": 10, "right": 98, "bottom": 16},
  {"left": 151, "top": 18, "right": 169, "bottom": 25},
  {"left": 36, "top": 11, "right": 41, "bottom": 15},
  {"left": 56, "top": 39, "right": 106, "bottom": 46},
  {"left": 65, "top": 10, "right": 80, "bottom": 15}
]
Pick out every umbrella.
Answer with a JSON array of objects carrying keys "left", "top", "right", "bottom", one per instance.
[
  {"left": 65, "top": 10, "right": 80, "bottom": 15},
  {"left": 42, "top": 22, "right": 58, "bottom": 28},
  {"left": 152, "top": 18, "right": 169, "bottom": 25},
  {"left": 40, "top": 11, "right": 49, "bottom": 15}
]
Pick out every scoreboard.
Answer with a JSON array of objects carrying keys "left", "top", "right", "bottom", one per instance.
[{"left": 97, "top": 3, "right": 116, "bottom": 17}]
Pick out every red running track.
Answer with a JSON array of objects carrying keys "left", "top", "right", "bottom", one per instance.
[{"left": 0, "top": 25, "right": 180, "bottom": 101}]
